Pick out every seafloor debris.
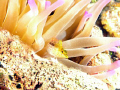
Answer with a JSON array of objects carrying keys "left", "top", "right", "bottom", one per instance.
[
  {"left": 101, "top": 1, "right": 120, "bottom": 37},
  {"left": 0, "top": 30, "right": 109, "bottom": 90}
]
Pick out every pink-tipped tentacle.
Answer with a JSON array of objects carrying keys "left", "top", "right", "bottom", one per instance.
[
  {"left": 109, "top": 47, "right": 118, "bottom": 52},
  {"left": 26, "top": 0, "right": 65, "bottom": 36},
  {"left": 92, "top": 70, "right": 115, "bottom": 80},
  {"left": 45, "top": 1, "right": 51, "bottom": 9},
  {"left": 28, "top": 0, "right": 38, "bottom": 16},
  {"left": 72, "top": 11, "right": 92, "bottom": 37}
]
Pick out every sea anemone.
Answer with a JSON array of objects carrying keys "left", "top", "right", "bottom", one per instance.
[{"left": 0, "top": 0, "right": 120, "bottom": 81}]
